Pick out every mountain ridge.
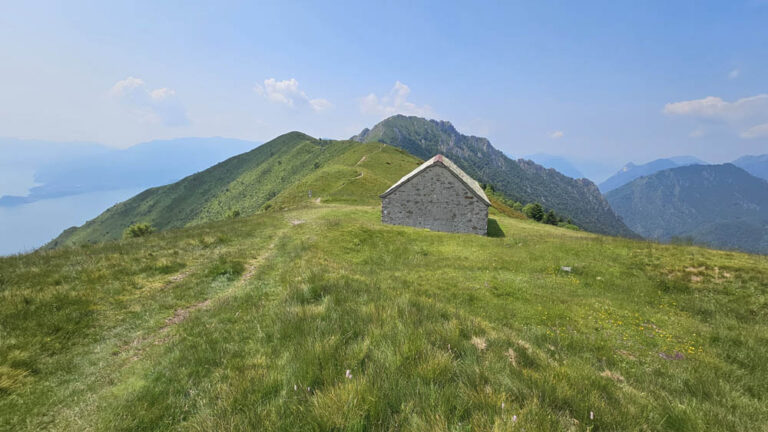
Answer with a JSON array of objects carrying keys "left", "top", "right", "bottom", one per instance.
[
  {"left": 599, "top": 156, "right": 707, "bottom": 193},
  {"left": 606, "top": 163, "right": 768, "bottom": 254},
  {"left": 47, "top": 133, "right": 423, "bottom": 248},
  {"left": 521, "top": 153, "right": 585, "bottom": 179},
  {"left": 733, "top": 154, "right": 768, "bottom": 181},
  {"left": 353, "top": 115, "right": 637, "bottom": 237}
]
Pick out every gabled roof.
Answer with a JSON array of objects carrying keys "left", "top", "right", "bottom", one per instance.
[{"left": 380, "top": 154, "right": 491, "bottom": 206}]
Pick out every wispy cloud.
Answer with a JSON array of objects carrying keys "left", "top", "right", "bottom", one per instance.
[
  {"left": 663, "top": 94, "right": 768, "bottom": 138},
  {"left": 109, "top": 76, "right": 146, "bottom": 98},
  {"left": 663, "top": 94, "right": 768, "bottom": 120},
  {"left": 253, "top": 78, "right": 331, "bottom": 112},
  {"left": 149, "top": 88, "right": 176, "bottom": 101},
  {"left": 741, "top": 123, "right": 768, "bottom": 138},
  {"left": 728, "top": 69, "right": 740, "bottom": 79},
  {"left": 549, "top": 130, "right": 564, "bottom": 139},
  {"left": 360, "top": 81, "right": 434, "bottom": 118},
  {"left": 109, "top": 76, "right": 188, "bottom": 126}
]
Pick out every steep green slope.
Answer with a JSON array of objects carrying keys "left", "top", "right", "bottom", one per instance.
[
  {"left": 352, "top": 115, "right": 636, "bottom": 238},
  {"left": 2, "top": 205, "right": 767, "bottom": 431},
  {"left": 606, "top": 163, "right": 768, "bottom": 254},
  {"left": 267, "top": 143, "right": 422, "bottom": 209},
  {"left": 48, "top": 135, "right": 421, "bottom": 248}
]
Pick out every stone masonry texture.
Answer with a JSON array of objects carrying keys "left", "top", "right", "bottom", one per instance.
[{"left": 381, "top": 165, "right": 488, "bottom": 235}]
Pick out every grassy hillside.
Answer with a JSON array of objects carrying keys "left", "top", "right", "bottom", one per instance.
[
  {"left": 2, "top": 203, "right": 767, "bottom": 430},
  {"left": 606, "top": 163, "right": 768, "bottom": 254},
  {"left": 353, "top": 115, "right": 637, "bottom": 238},
  {"left": 47, "top": 134, "right": 422, "bottom": 248}
]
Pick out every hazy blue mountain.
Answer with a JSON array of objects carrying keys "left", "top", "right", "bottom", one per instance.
[
  {"left": 0, "top": 137, "right": 259, "bottom": 206},
  {"left": 522, "top": 153, "right": 584, "bottom": 179},
  {"left": 599, "top": 156, "right": 707, "bottom": 193},
  {"left": 0, "top": 138, "right": 109, "bottom": 168},
  {"left": 353, "top": 115, "right": 637, "bottom": 237},
  {"left": 0, "top": 139, "right": 109, "bottom": 197},
  {"left": 668, "top": 156, "right": 707, "bottom": 165},
  {"left": 606, "top": 164, "right": 768, "bottom": 254},
  {"left": 732, "top": 154, "right": 768, "bottom": 181}
]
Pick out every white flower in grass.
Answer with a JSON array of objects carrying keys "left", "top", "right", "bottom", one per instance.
[
  {"left": 590, "top": 411, "right": 594, "bottom": 420},
  {"left": 345, "top": 369, "right": 353, "bottom": 379},
  {"left": 512, "top": 415, "right": 517, "bottom": 422},
  {"left": 293, "top": 384, "right": 297, "bottom": 391}
]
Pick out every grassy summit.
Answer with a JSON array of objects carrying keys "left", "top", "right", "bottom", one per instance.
[
  {"left": 2, "top": 185, "right": 767, "bottom": 429},
  {"left": 48, "top": 134, "right": 421, "bottom": 248}
]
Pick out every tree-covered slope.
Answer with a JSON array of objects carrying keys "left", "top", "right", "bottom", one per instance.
[
  {"left": 352, "top": 115, "right": 636, "bottom": 237},
  {"left": 48, "top": 134, "right": 421, "bottom": 248},
  {"left": 2, "top": 204, "right": 767, "bottom": 430},
  {"left": 606, "top": 163, "right": 768, "bottom": 254}
]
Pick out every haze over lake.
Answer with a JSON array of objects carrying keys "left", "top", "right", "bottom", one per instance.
[{"left": 0, "top": 188, "right": 142, "bottom": 256}]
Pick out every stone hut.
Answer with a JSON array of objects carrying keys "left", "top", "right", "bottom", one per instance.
[{"left": 380, "top": 154, "right": 491, "bottom": 235}]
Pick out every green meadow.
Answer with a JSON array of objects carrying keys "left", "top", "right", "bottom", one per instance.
[{"left": 2, "top": 201, "right": 767, "bottom": 431}]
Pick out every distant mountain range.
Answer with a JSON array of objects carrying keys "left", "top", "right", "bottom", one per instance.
[
  {"left": 521, "top": 153, "right": 584, "bottom": 179},
  {"left": 732, "top": 154, "right": 768, "bottom": 181},
  {"left": 599, "top": 154, "right": 768, "bottom": 193},
  {"left": 599, "top": 156, "right": 708, "bottom": 193},
  {"left": 606, "top": 164, "right": 768, "bottom": 254},
  {"left": 0, "top": 137, "right": 259, "bottom": 206},
  {"left": 0, "top": 138, "right": 109, "bottom": 169},
  {"left": 0, "top": 139, "right": 109, "bottom": 197},
  {"left": 352, "top": 115, "right": 637, "bottom": 237}
]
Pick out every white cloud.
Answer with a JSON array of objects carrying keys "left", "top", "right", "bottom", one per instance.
[
  {"left": 728, "top": 69, "right": 740, "bottom": 79},
  {"left": 741, "top": 123, "right": 768, "bottom": 139},
  {"left": 309, "top": 98, "right": 333, "bottom": 111},
  {"left": 549, "top": 130, "right": 564, "bottom": 139},
  {"left": 663, "top": 94, "right": 768, "bottom": 138},
  {"left": 663, "top": 94, "right": 768, "bottom": 120},
  {"left": 109, "top": 77, "right": 188, "bottom": 126},
  {"left": 253, "top": 78, "right": 331, "bottom": 112},
  {"left": 149, "top": 87, "right": 175, "bottom": 101},
  {"left": 109, "top": 76, "right": 145, "bottom": 98},
  {"left": 360, "top": 81, "right": 434, "bottom": 118}
]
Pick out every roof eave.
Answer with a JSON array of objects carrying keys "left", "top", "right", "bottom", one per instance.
[{"left": 380, "top": 161, "right": 492, "bottom": 206}]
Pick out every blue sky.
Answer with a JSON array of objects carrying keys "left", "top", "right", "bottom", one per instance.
[{"left": 1, "top": 1, "right": 767, "bottom": 175}]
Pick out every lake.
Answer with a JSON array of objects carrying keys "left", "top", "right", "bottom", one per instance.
[{"left": 0, "top": 188, "right": 143, "bottom": 256}]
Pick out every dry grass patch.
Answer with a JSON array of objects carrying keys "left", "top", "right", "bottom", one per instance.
[
  {"left": 600, "top": 369, "right": 625, "bottom": 383},
  {"left": 471, "top": 336, "right": 487, "bottom": 351}
]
